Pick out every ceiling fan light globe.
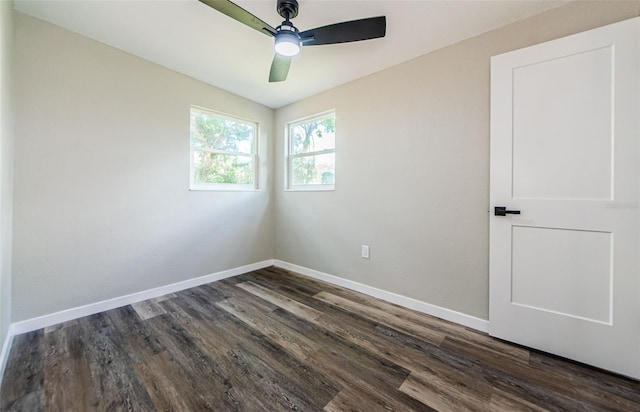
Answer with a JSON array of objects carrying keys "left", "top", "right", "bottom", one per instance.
[{"left": 275, "top": 32, "right": 301, "bottom": 57}]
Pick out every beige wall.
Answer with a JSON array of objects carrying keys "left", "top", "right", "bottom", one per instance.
[
  {"left": 12, "top": 13, "right": 275, "bottom": 321},
  {"left": 1, "top": 1, "right": 14, "bottom": 344},
  {"left": 10, "top": 1, "right": 640, "bottom": 324},
  {"left": 274, "top": 1, "right": 640, "bottom": 320}
]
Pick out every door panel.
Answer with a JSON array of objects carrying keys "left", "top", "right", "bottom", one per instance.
[
  {"left": 511, "top": 226, "right": 612, "bottom": 324},
  {"left": 490, "top": 17, "right": 640, "bottom": 379},
  {"left": 512, "top": 46, "right": 613, "bottom": 200}
]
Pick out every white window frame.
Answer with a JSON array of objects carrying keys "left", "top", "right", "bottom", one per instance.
[
  {"left": 189, "top": 106, "right": 258, "bottom": 191},
  {"left": 285, "top": 110, "right": 336, "bottom": 191}
]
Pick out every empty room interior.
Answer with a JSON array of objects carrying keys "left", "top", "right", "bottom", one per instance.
[{"left": 1, "top": 0, "right": 640, "bottom": 410}]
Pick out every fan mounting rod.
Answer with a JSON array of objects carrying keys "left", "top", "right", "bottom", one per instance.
[{"left": 277, "top": 0, "right": 298, "bottom": 20}]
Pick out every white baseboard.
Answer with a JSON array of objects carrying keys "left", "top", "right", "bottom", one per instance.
[
  {"left": 0, "top": 261, "right": 495, "bottom": 389},
  {"left": 8, "top": 257, "right": 487, "bottom": 340},
  {"left": 11, "top": 260, "right": 274, "bottom": 335},
  {"left": 0, "top": 324, "right": 15, "bottom": 388},
  {"left": 273, "top": 260, "right": 489, "bottom": 333}
]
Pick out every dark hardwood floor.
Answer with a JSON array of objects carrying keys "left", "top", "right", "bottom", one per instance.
[{"left": 1, "top": 266, "right": 639, "bottom": 411}]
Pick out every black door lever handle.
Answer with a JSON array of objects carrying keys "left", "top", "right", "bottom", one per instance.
[{"left": 495, "top": 206, "right": 521, "bottom": 216}]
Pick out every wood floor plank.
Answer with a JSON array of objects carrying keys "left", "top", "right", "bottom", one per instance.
[
  {"left": 75, "top": 313, "right": 155, "bottom": 411},
  {"left": 43, "top": 324, "right": 95, "bottom": 411},
  {"left": 269, "top": 293, "right": 445, "bottom": 382},
  {"left": 2, "top": 266, "right": 639, "bottom": 411},
  {"left": 209, "top": 279, "right": 280, "bottom": 313},
  {"left": 161, "top": 297, "right": 340, "bottom": 411},
  {"left": 489, "top": 389, "right": 550, "bottom": 412},
  {"left": 314, "top": 290, "right": 446, "bottom": 346},
  {"left": 307, "top": 348, "right": 431, "bottom": 411},
  {"left": 43, "top": 319, "right": 78, "bottom": 335},
  {"left": 131, "top": 300, "right": 166, "bottom": 320},
  {"left": 257, "top": 267, "right": 529, "bottom": 364},
  {"left": 143, "top": 312, "right": 251, "bottom": 411},
  {"left": 528, "top": 351, "right": 640, "bottom": 404},
  {"left": 323, "top": 383, "right": 437, "bottom": 412},
  {"left": 235, "top": 282, "right": 434, "bottom": 395},
  {"left": 243, "top": 278, "right": 461, "bottom": 378},
  {"left": 414, "top": 336, "right": 595, "bottom": 411},
  {"left": 153, "top": 293, "right": 177, "bottom": 302},
  {"left": 214, "top": 296, "right": 432, "bottom": 411},
  {"left": 266, "top": 306, "right": 413, "bottom": 392},
  {"left": 245, "top": 273, "right": 483, "bottom": 362},
  {"left": 131, "top": 351, "right": 194, "bottom": 411},
  {"left": 238, "top": 278, "right": 443, "bottom": 374},
  {"left": 187, "top": 283, "right": 231, "bottom": 303},
  {"left": 194, "top": 286, "right": 412, "bottom": 409},
  {"left": 316, "top": 285, "right": 530, "bottom": 364},
  {"left": 0, "top": 392, "right": 42, "bottom": 412},
  {"left": 440, "top": 335, "right": 640, "bottom": 411},
  {"left": 399, "top": 369, "right": 492, "bottom": 412},
  {"left": 103, "top": 305, "right": 165, "bottom": 364},
  {"left": 236, "top": 280, "right": 325, "bottom": 321},
  {"left": 216, "top": 297, "right": 321, "bottom": 361},
  {"left": 0, "top": 331, "right": 44, "bottom": 412},
  {"left": 253, "top": 270, "right": 529, "bottom": 385},
  {"left": 253, "top": 267, "right": 344, "bottom": 297},
  {"left": 245, "top": 268, "right": 326, "bottom": 297}
]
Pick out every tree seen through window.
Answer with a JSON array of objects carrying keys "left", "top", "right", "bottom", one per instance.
[
  {"left": 190, "top": 107, "right": 257, "bottom": 188},
  {"left": 289, "top": 113, "right": 336, "bottom": 187}
]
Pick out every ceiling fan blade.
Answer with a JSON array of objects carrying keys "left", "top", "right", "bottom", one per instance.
[
  {"left": 198, "top": 0, "right": 276, "bottom": 37},
  {"left": 269, "top": 54, "right": 292, "bottom": 82},
  {"left": 300, "top": 16, "right": 386, "bottom": 46}
]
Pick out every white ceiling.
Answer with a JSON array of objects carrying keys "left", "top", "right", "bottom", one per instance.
[{"left": 14, "top": 0, "right": 569, "bottom": 108}]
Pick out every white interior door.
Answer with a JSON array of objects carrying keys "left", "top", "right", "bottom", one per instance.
[{"left": 489, "top": 17, "right": 640, "bottom": 379}]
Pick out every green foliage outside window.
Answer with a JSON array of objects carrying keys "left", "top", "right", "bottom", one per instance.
[
  {"left": 290, "top": 115, "right": 336, "bottom": 186},
  {"left": 192, "top": 152, "right": 253, "bottom": 185},
  {"left": 190, "top": 108, "right": 256, "bottom": 187}
]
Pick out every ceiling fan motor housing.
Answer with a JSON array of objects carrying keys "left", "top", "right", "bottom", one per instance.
[
  {"left": 276, "top": 21, "right": 300, "bottom": 36},
  {"left": 277, "top": 0, "right": 299, "bottom": 20}
]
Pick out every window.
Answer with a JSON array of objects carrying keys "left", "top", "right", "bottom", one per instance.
[
  {"left": 286, "top": 111, "right": 336, "bottom": 190},
  {"left": 190, "top": 106, "right": 257, "bottom": 191}
]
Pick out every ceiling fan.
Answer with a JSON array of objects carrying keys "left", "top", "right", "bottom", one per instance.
[{"left": 199, "top": 0, "right": 386, "bottom": 82}]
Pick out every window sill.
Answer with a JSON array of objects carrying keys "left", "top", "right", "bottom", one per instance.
[
  {"left": 285, "top": 184, "right": 335, "bottom": 192},
  {"left": 190, "top": 184, "right": 259, "bottom": 192}
]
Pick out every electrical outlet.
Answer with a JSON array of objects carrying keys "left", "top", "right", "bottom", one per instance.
[{"left": 361, "top": 245, "right": 370, "bottom": 259}]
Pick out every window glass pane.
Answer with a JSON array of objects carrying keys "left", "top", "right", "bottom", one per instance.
[
  {"left": 193, "top": 151, "right": 254, "bottom": 185},
  {"left": 190, "top": 109, "right": 255, "bottom": 154},
  {"left": 292, "top": 153, "right": 335, "bottom": 185},
  {"left": 290, "top": 116, "right": 335, "bottom": 155}
]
